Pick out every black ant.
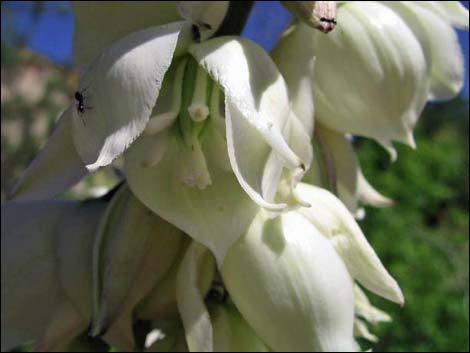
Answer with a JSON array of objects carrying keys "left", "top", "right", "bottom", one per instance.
[{"left": 74, "top": 88, "right": 92, "bottom": 124}]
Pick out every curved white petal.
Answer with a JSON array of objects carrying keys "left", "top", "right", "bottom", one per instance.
[
  {"left": 308, "top": 2, "right": 428, "bottom": 150},
  {"left": 91, "top": 186, "right": 184, "bottom": 349},
  {"left": 189, "top": 37, "right": 306, "bottom": 210},
  {"left": 411, "top": 1, "right": 469, "bottom": 29},
  {"left": 71, "top": 21, "right": 185, "bottom": 171},
  {"left": 9, "top": 107, "right": 88, "bottom": 201},
  {"left": 383, "top": 2, "right": 465, "bottom": 101},
  {"left": 125, "top": 131, "right": 259, "bottom": 266},
  {"left": 357, "top": 170, "right": 394, "bottom": 208},
  {"left": 176, "top": 241, "right": 215, "bottom": 352},
  {"left": 221, "top": 211, "right": 356, "bottom": 352},
  {"left": 72, "top": 1, "right": 182, "bottom": 67},
  {"left": 297, "top": 183, "right": 404, "bottom": 305}
]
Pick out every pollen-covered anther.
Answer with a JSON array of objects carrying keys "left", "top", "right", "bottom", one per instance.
[{"left": 188, "top": 104, "right": 210, "bottom": 122}]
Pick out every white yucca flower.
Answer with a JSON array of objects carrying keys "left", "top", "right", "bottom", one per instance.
[
  {"left": 274, "top": 1, "right": 468, "bottom": 159},
  {"left": 10, "top": 1, "right": 311, "bottom": 265}
]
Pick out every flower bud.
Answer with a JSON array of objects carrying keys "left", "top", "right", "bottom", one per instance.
[
  {"left": 92, "top": 185, "right": 185, "bottom": 350},
  {"left": 275, "top": 2, "right": 429, "bottom": 158}
]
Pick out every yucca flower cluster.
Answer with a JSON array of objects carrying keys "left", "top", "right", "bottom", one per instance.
[{"left": 2, "top": 1, "right": 468, "bottom": 352}]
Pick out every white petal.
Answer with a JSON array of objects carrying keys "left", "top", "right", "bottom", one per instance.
[
  {"left": 125, "top": 131, "right": 259, "bottom": 266},
  {"left": 384, "top": 2, "right": 465, "bottom": 100},
  {"left": 272, "top": 23, "right": 316, "bottom": 137},
  {"left": 9, "top": 107, "right": 87, "bottom": 201},
  {"left": 91, "top": 186, "right": 184, "bottom": 349},
  {"left": 72, "top": 2, "right": 182, "bottom": 67},
  {"left": 71, "top": 21, "right": 186, "bottom": 171},
  {"left": 357, "top": 170, "right": 394, "bottom": 208},
  {"left": 297, "top": 183, "right": 405, "bottom": 305},
  {"left": 189, "top": 37, "right": 305, "bottom": 209},
  {"left": 221, "top": 211, "right": 356, "bottom": 351},
  {"left": 176, "top": 241, "right": 215, "bottom": 352}
]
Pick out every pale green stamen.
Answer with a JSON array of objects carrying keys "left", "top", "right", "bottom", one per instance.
[
  {"left": 145, "top": 58, "right": 188, "bottom": 135},
  {"left": 188, "top": 65, "right": 210, "bottom": 122}
]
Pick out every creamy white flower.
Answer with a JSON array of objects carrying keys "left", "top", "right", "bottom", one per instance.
[
  {"left": 125, "top": 37, "right": 311, "bottom": 265},
  {"left": 274, "top": 1, "right": 468, "bottom": 159},
  {"left": 221, "top": 210, "right": 357, "bottom": 352}
]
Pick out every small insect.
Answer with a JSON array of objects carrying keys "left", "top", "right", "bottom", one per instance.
[{"left": 74, "top": 88, "right": 92, "bottom": 124}]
